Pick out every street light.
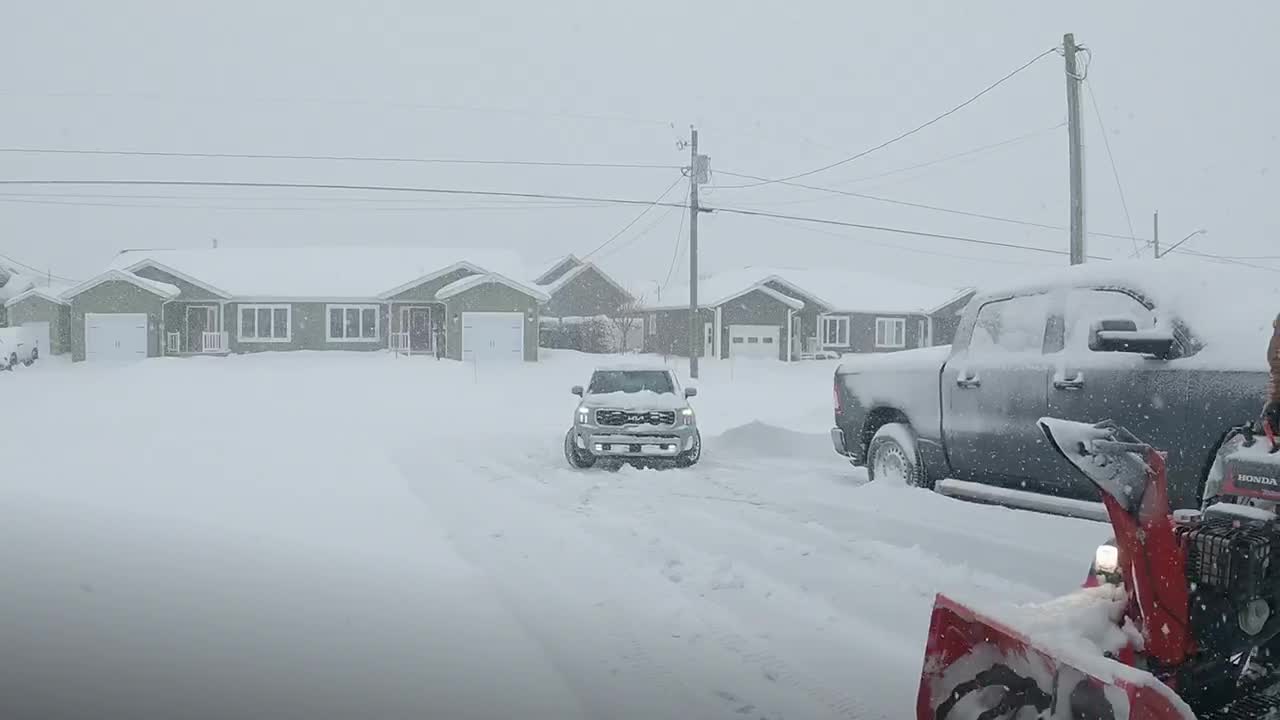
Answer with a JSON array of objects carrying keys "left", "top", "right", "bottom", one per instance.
[{"left": 1157, "top": 229, "right": 1207, "bottom": 259}]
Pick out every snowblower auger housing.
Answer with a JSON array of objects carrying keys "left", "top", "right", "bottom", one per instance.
[{"left": 917, "top": 418, "right": 1280, "bottom": 720}]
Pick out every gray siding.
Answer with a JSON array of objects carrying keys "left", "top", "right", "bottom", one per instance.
[
  {"left": 642, "top": 307, "right": 715, "bottom": 357},
  {"left": 6, "top": 296, "right": 71, "bottom": 355},
  {"left": 70, "top": 280, "right": 167, "bottom": 361},
  {"left": 388, "top": 268, "right": 475, "bottom": 303},
  {"left": 543, "top": 266, "right": 630, "bottom": 319},
  {"left": 132, "top": 265, "right": 225, "bottom": 301},
  {"left": 844, "top": 312, "right": 929, "bottom": 353},
  {"left": 928, "top": 291, "right": 975, "bottom": 345},
  {"left": 443, "top": 282, "right": 540, "bottom": 361},
  {"left": 228, "top": 302, "right": 387, "bottom": 353},
  {"left": 720, "top": 289, "right": 793, "bottom": 360}
]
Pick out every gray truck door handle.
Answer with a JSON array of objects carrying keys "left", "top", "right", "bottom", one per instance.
[
  {"left": 1053, "top": 372, "right": 1085, "bottom": 390},
  {"left": 955, "top": 372, "right": 981, "bottom": 389}
]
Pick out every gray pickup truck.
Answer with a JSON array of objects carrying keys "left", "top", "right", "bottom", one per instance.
[
  {"left": 830, "top": 261, "right": 1276, "bottom": 514},
  {"left": 565, "top": 365, "right": 701, "bottom": 469}
]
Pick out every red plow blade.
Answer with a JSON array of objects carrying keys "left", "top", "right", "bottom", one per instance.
[{"left": 917, "top": 594, "right": 1191, "bottom": 720}]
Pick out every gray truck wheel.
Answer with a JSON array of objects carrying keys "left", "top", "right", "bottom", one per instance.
[
  {"left": 564, "top": 430, "right": 596, "bottom": 469},
  {"left": 867, "top": 423, "right": 927, "bottom": 487},
  {"left": 675, "top": 430, "right": 702, "bottom": 468}
]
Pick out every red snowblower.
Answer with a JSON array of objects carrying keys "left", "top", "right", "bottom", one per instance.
[{"left": 917, "top": 418, "right": 1280, "bottom": 719}]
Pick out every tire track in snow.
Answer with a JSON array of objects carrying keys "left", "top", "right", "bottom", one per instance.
[
  {"left": 461, "top": 457, "right": 904, "bottom": 720},
  {"left": 395, "top": 452, "right": 780, "bottom": 720}
]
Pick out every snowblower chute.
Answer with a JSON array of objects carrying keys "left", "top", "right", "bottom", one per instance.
[{"left": 917, "top": 418, "right": 1280, "bottom": 719}]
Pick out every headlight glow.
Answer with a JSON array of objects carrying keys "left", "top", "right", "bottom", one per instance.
[
  {"left": 577, "top": 407, "right": 590, "bottom": 423},
  {"left": 681, "top": 408, "right": 694, "bottom": 416},
  {"left": 1094, "top": 544, "right": 1119, "bottom": 575}
]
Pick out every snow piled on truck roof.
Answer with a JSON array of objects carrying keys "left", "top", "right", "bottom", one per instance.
[{"left": 998, "top": 257, "right": 1280, "bottom": 362}]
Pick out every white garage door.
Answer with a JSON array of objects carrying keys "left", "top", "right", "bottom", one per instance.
[
  {"left": 729, "top": 324, "right": 780, "bottom": 359},
  {"left": 85, "top": 313, "right": 149, "bottom": 363},
  {"left": 21, "top": 321, "right": 50, "bottom": 357},
  {"left": 461, "top": 312, "right": 524, "bottom": 364}
]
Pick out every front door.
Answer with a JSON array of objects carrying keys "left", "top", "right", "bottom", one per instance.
[
  {"left": 942, "top": 292, "right": 1056, "bottom": 488},
  {"left": 407, "top": 307, "right": 433, "bottom": 352},
  {"left": 1040, "top": 288, "right": 1189, "bottom": 502},
  {"left": 703, "top": 322, "right": 715, "bottom": 359},
  {"left": 187, "top": 306, "right": 216, "bottom": 352}
]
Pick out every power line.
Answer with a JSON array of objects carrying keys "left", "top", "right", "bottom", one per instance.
[
  {"left": 0, "top": 146, "right": 681, "bottom": 171},
  {"left": 0, "top": 196, "right": 617, "bottom": 212},
  {"left": 0, "top": 88, "right": 674, "bottom": 127},
  {"left": 596, "top": 202, "right": 682, "bottom": 260},
  {"left": 711, "top": 47, "right": 1059, "bottom": 189},
  {"left": 661, "top": 187, "right": 690, "bottom": 292},
  {"left": 714, "top": 169, "right": 1144, "bottom": 243},
  {"left": 822, "top": 123, "right": 1066, "bottom": 188},
  {"left": 0, "top": 251, "right": 79, "bottom": 283},
  {"left": 1084, "top": 80, "right": 1139, "bottom": 256},
  {"left": 750, "top": 215, "right": 1062, "bottom": 268},
  {"left": 704, "top": 204, "right": 1114, "bottom": 260},
  {"left": 0, "top": 179, "right": 693, "bottom": 212},
  {"left": 0, "top": 177, "right": 1117, "bottom": 260},
  {"left": 581, "top": 175, "right": 686, "bottom": 259}
]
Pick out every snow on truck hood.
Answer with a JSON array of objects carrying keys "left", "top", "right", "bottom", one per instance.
[{"left": 580, "top": 390, "right": 688, "bottom": 411}]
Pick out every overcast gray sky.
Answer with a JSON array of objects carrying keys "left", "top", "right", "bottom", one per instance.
[{"left": 2, "top": 1, "right": 1276, "bottom": 292}]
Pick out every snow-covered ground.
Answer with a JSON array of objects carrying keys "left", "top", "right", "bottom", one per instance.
[{"left": 0, "top": 351, "right": 1110, "bottom": 719}]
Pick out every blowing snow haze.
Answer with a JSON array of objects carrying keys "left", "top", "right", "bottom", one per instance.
[
  {"left": 0, "top": 1, "right": 1276, "bottom": 288},
  {"left": 1, "top": 3, "right": 1279, "bottom": 720}
]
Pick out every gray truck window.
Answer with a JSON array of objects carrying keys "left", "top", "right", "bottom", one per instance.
[
  {"left": 969, "top": 294, "right": 1049, "bottom": 355},
  {"left": 1064, "top": 289, "right": 1155, "bottom": 350}
]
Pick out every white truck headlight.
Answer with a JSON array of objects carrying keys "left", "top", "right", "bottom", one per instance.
[
  {"left": 577, "top": 407, "right": 590, "bottom": 424},
  {"left": 680, "top": 407, "right": 695, "bottom": 424},
  {"left": 1094, "top": 544, "right": 1119, "bottom": 575}
]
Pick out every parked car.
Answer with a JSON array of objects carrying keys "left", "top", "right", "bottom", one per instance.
[
  {"left": 565, "top": 364, "right": 701, "bottom": 469},
  {"left": 0, "top": 327, "right": 38, "bottom": 370},
  {"left": 830, "top": 259, "right": 1279, "bottom": 514}
]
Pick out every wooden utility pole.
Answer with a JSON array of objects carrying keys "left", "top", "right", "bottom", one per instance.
[
  {"left": 1152, "top": 210, "right": 1160, "bottom": 258},
  {"left": 1064, "top": 33, "right": 1086, "bottom": 265},
  {"left": 687, "top": 127, "right": 701, "bottom": 378}
]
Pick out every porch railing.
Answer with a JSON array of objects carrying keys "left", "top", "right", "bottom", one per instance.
[
  {"left": 390, "top": 332, "right": 411, "bottom": 354},
  {"left": 201, "top": 331, "right": 227, "bottom": 353}
]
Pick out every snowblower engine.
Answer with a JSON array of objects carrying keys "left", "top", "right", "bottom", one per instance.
[{"left": 1180, "top": 423, "right": 1280, "bottom": 664}]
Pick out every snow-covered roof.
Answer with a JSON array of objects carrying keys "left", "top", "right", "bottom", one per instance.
[
  {"left": 0, "top": 272, "right": 36, "bottom": 303},
  {"left": 536, "top": 260, "right": 634, "bottom": 301},
  {"left": 3, "top": 282, "right": 72, "bottom": 308},
  {"left": 111, "top": 247, "right": 527, "bottom": 300},
  {"left": 644, "top": 266, "right": 970, "bottom": 314},
  {"left": 531, "top": 254, "right": 582, "bottom": 286},
  {"left": 435, "top": 272, "right": 549, "bottom": 302},
  {"left": 64, "top": 269, "right": 181, "bottom": 300}
]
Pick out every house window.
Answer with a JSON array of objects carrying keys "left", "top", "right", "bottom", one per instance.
[
  {"left": 238, "top": 304, "right": 291, "bottom": 342},
  {"left": 821, "top": 316, "right": 849, "bottom": 346},
  {"left": 647, "top": 313, "right": 657, "bottom": 336},
  {"left": 875, "top": 317, "right": 906, "bottom": 348},
  {"left": 326, "top": 304, "right": 380, "bottom": 342}
]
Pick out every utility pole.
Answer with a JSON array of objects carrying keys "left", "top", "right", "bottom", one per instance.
[
  {"left": 1064, "top": 32, "right": 1086, "bottom": 265},
  {"left": 685, "top": 127, "right": 709, "bottom": 379},
  {"left": 1152, "top": 210, "right": 1160, "bottom": 259}
]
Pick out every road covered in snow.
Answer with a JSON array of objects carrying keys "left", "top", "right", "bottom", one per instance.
[{"left": 0, "top": 351, "right": 1110, "bottom": 719}]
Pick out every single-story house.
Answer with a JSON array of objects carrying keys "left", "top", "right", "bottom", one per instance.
[
  {"left": 8, "top": 247, "right": 549, "bottom": 363},
  {"left": 639, "top": 267, "right": 974, "bottom": 361},
  {"left": 0, "top": 266, "right": 36, "bottom": 329},
  {"left": 530, "top": 254, "right": 637, "bottom": 352}
]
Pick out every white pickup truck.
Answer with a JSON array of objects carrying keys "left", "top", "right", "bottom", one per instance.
[{"left": 0, "top": 327, "right": 40, "bottom": 370}]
